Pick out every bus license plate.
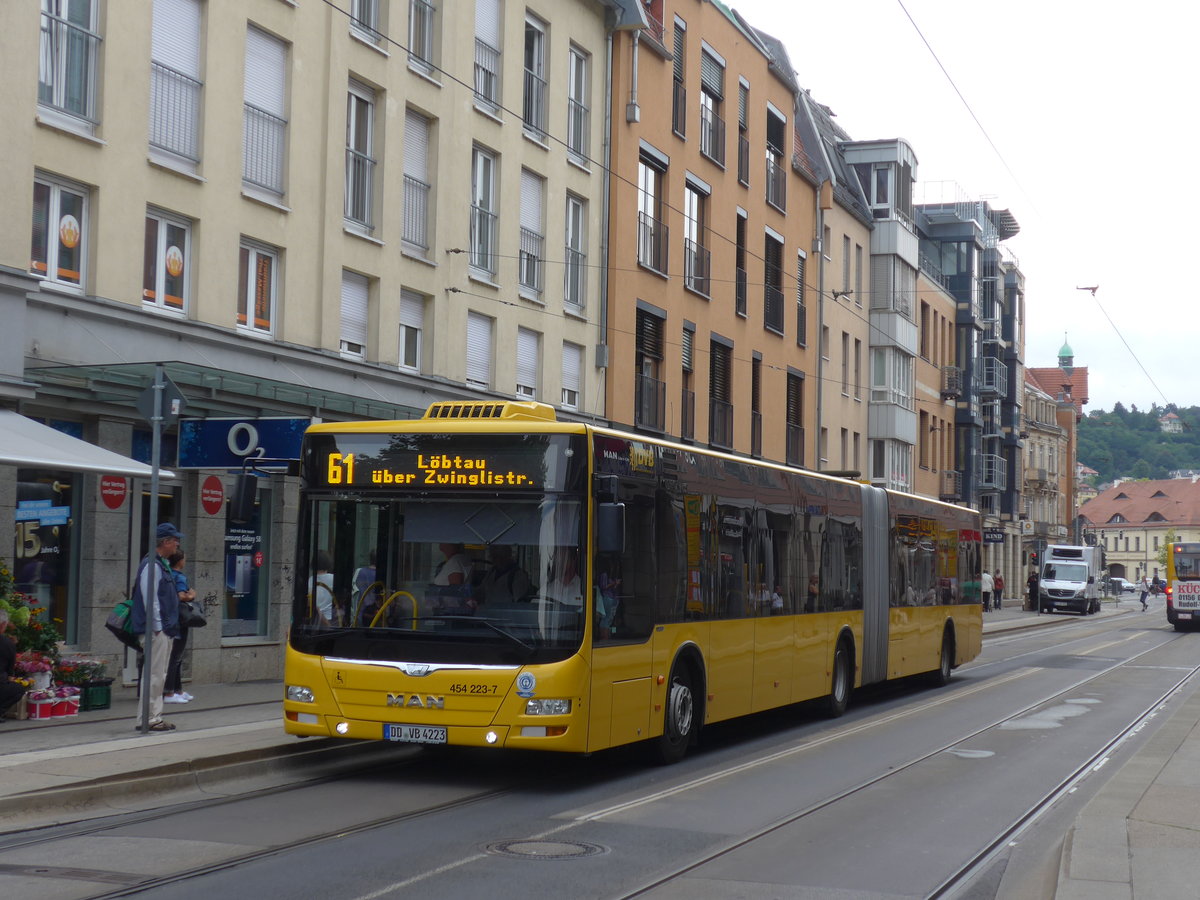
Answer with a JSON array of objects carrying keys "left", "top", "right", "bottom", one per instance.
[{"left": 384, "top": 724, "right": 447, "bottom": 744}]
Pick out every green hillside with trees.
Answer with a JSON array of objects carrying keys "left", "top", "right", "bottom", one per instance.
[{"left": 1078, "top": 405, "right": 1200, "bottom": 484}]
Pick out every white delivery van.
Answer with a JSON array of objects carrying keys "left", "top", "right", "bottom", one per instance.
[{"left": 1039, "top": 544, "right": 1103, "bottom": 615}]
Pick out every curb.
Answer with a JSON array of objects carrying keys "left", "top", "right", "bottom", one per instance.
[{"left": 1, "top": 736, "right": 405, "bottom": 833}]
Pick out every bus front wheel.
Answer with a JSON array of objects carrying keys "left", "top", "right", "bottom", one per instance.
[
  {"left": 655, "top": 664, "right": 696, "bottom": 765},
  {"left": 825, "top": 639, "right": 853, "bottom": 718}
]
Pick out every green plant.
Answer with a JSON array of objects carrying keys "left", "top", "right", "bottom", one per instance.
[{"left": 0, "top": 557, "right": 62, "bottom": 660}]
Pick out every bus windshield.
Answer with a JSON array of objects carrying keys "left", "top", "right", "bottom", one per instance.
[{"left": 291, "top": 432, "right": 588, "bottom": 665}]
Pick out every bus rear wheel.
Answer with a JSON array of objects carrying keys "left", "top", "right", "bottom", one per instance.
[
  {"left": 655, "top": 665, "right": 696, "bottom": 765},
  {"left": 824, "top": 639, "right": 852, "bottom": 718}
]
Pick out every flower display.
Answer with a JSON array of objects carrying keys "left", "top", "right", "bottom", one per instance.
[
  {"left": 0, "top": 557, "right": 63, "bottom": 659},
  {"left": 55, "top": 656, "right": 107, "bottom": 685},
  {"left": 26, "top": 689, "right": 54, "bottom": 702},
  {"left": 15, "top": 651, "right": 53, "bottom": 674}
]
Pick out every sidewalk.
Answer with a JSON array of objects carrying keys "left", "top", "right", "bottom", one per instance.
[
  {"left": 0, "top": 679, "right": 389, "bottom": 833},
  {"left": 1, "top": 598, "right": 1196, "bottom": 900}
]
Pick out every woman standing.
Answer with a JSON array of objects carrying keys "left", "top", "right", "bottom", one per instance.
[{"left": 164, "top": 551, "right": 196, "bottom": 704}]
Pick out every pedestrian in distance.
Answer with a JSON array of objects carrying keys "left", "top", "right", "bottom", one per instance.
[
  {"left": 0, "top": 608, "right": 27, "bottom": 722},
  {"left": 164, "top": 550, "right": 196, "bottom": 704},
  {"left": 1140, "top": 574, "right": 1151, "bottom": 611},
  {"left": 1027, "top": 570, "right": 1039, "bottom": 611},
  {"left": 981, "top": 569, "right": 994, "bottom": 612},
  {"left": 130, "top": 522, "right": 184, "bottom": 732}
]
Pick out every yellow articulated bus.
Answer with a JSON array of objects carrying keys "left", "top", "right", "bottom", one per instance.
[
  {"left": 1165, "top": 542, "right": 1200, "bottom": 630},
  {"left": 282, "top": 400, "right": 982, "bottom": 763}
]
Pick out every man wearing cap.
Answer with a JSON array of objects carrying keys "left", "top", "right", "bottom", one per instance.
[{"left": 130, "top": 523, "right": 183, "bottom": 732}]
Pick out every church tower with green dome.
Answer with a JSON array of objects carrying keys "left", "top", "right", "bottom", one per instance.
[{"left": 1058, "top": 335, "right": 1074, "bottom": 375}]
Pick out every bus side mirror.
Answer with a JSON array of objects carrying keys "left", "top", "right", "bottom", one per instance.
[
  {"left": 230, "top": 473, "right": 258, "bottom": 524},
  {"left": 597, "top": 502, "right": 625, "bottom": 554}
]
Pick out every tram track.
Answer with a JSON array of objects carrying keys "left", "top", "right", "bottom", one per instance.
[
  {"left": 602, "top": 629, "right": 1197, "bottom": 900},
  {"left": 6, "top": 619, "right": 1187, "bottom": 899}
]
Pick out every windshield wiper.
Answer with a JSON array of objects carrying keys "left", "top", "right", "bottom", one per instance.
[{"left": 434, "top": 615, "right": 536, "bottom": 656}]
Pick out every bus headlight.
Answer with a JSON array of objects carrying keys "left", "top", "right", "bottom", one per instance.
[
  {"left": 287, "top": 685, "right": 315, "bottom": 703},
  {"left": 525, "top": 698, "right": 571, "bottom": 716}
]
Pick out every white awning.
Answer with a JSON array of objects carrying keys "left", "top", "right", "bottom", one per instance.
[{"left": 0, "top": 410, "right": 173, "bottom": 478}]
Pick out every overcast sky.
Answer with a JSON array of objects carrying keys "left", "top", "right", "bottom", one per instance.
[{"left": 729, "top": 0, "right": 1188, "bottom": 414}]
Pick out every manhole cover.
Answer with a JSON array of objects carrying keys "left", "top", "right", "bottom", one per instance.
[{"left": 487, "top": 840, "right": 607, "bottom": 860}]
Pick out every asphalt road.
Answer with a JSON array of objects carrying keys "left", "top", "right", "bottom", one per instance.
[{"left": 2, "top": 610, "right": 1190, "bottom": 900}]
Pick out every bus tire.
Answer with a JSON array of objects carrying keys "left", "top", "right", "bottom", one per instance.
[
  {"left": 824, "top": 638, "right": 853, "bottom": 718},
  {"left": 929, "top": 629, "right": 954, "bottom": 687},
  {"left": 655, "top": 663, "right": 697, "bottom": 765}
]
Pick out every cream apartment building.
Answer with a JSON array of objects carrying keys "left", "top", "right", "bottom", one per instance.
[{"left": 0, "top": 0, "right": 634, "bottom": 683}]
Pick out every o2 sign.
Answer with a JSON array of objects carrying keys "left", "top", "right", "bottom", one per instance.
[{"left": 177, "top": 418, "right": 310, "bottom": 469}]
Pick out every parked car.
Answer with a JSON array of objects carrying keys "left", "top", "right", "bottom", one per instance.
[{"left": 1108, "top": 576, "right": 1136, "bottom": 594}]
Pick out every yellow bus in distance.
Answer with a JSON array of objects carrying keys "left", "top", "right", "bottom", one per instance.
[
  {"left": 282, "top": 400, "right": 982, "bottom": 762},
  {"left": 1166, "top": 542, "right": 1200, "bottom": 630}
]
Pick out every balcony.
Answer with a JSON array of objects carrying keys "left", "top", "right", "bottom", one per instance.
[
  {"left": 149, "top": 62, "right": 201, "bottom": 161},
  {"left": 672, "top": 79, "right": 686, "bottom": 136},
  {"left": 345, "top": 148, "right": 375, "bottom": 229},
  {"left": 519, "top": 228, "right": 544, "bottom": 297},
  {"left": 765, "top": 154, "right": 786, "bottom": 211},
  {"left": 710, "top": 398, "right": 733, "bottom": 449},
  {"left": 980, "top": 357, "right": 1008, "bottom": 395},
  {"left": 940, "top": 366, "right": 963, "bottom": 399},
  {"left": 940, "top": 470, "right": 963, "bottom": 502},
  {"left": 523, "top": 68, "right": 548, "bottom": 140},
  {"left": 979, "top": 453, "right": 1007, "bottom": 491},
  {"left": 402, "top": 175, "right": 430, "bottom": 252},
  {"left": 564, "top": 246, "right": 586, "bottom": 312},
  {"left": 699, "top": 105, "right": 725, "bottom": 167},
  {"left": 637, "top": 212, "right": 668, "bottom": 274},
  {"left": 764, "top": 284, "right": 784, "bottom": 334},
  {"left": 243, "top": 103, "right": 287, "bottom": 194},
  {"left": 681, "top": 388, "right": 695, "bottom": 441},
  {"left": 39, "top": 10, "right": 101, "bottom": 122},
  {"left": 684, "top": 238, "right": 710, "bottom": 297},
  {"left": 567, "top": 97, "right": 589, "bottom": 160},
  {"left": 469, "top": 204, "right": 497, "bottom": 275},
  {"left": 474, "top": 40, "right": 500, "bottom": 112},
  {"left": 635, "top": 373, "right": 666, "bottom": 432},
  {"left": 751, "top": 411, "right": 762, "bottom": 458},
  {"left": 737, "top": 134, "right": 750, "bottom": 185},
  {"left": 735, "top": 267, "right": 747, "bottom": 316},
  {"left": 786, "top": 424, "right": 804, "bottom": 467}
]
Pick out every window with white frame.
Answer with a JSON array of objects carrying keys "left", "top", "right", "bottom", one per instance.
[
  {"left": 470, "top": 147, "right": 497, "bottom": 275},
  {"left": 518, "top": 169, "right": 544, "bottom": 297},
  {"left": 402, "top": 109, "right": 431, "bottom": 254},
  {"left": 399, "top": 288, "right": 425, "bottom": 371},
  {"left": 237, "top": 240, "right": 277, "bottom": 335},
  {"left": 408, "top": 0, "right": 436, "bottom": 73},
  {"left": 698, "top": 47, "right": 725, "bottom": 166},
  {"left": 149, "top": 0, "right": 202, "bottom": 164},
  {"left": 870, "top": 346, "right": 914, "bottom": 409},
  {"left": 243, "top": 26, "right": 288, "bottom": 196},
  {"left": 561, "top": 342, "right": 581, "bottom": 409},
  {"left": 474, "top": 0, "right": 501, "bottom": 111},
  {"left": 340, "top": 270, "right": 369, "bottom": 357},
  {"left": 345, "top": 81, "right": 376, "bottom": 229},
  {"left": 31, "top": 173, "right": 87, "bottom": 288},
  {"left": 522, "top": 14, "right": 547, "bottom": 139},
  {"left": 566, "top": 46, "right": 589, "bottom": 160},
  {"left": 564, "top": 194, "right": 586, "bottom": 312},
  {"left": 350, "top": 0, "right": 381, "bottom": 43},
  {"left": 683, "top": 182, "right": 709, "bottom": 297},
  {"left": 465, "top": 311, "right": 493, "bottom": 389},
  {"left": 143, "top": 208, "right": 191, "bottom": 312},
  {"left": 515, "top": 327, "right": 540, "bottom": 399},
  {"left": 38, "top": 0, "right": 100, "bottom": 127}
]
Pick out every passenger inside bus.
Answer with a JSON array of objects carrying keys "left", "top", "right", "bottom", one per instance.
[{"left": 475, "top": 545, "right": 532, "bottom": 606}]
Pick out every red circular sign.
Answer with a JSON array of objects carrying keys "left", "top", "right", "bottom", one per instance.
[
  {"left": 201, "top": 475, "right": 225, "bottom": 515},
  {"left": 253, "top": 551, "right": 264, "bottom": 567},
  {"left": 100, "top": 475, "right": 127, "bottom": 510}
]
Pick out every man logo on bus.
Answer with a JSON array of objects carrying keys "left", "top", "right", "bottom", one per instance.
[{"left": 386, "top": 694, "right": 445, "bottom": 709}]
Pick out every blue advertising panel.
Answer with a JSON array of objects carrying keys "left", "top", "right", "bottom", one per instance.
[{"left": 177, "top": 417, "right": 310, "bottom": 469}]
